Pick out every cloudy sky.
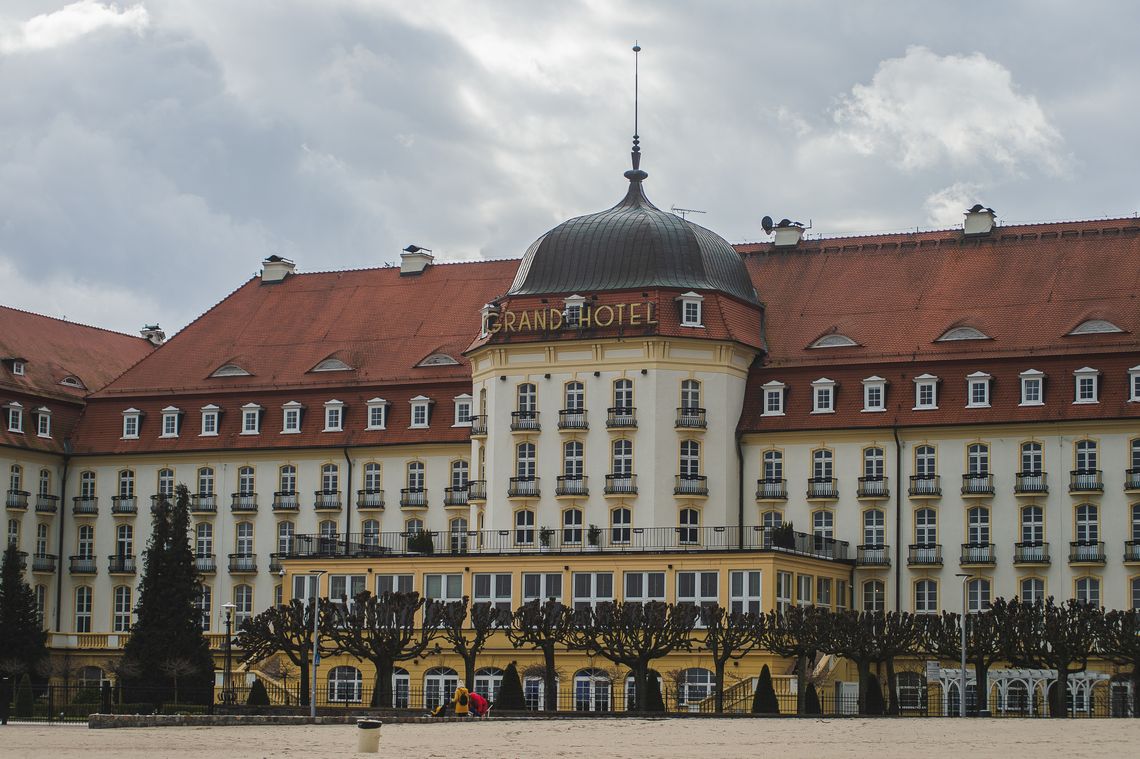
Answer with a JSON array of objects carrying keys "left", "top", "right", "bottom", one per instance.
[{"left": 2, "top": 0, "right": 1138, "bottom": 335}]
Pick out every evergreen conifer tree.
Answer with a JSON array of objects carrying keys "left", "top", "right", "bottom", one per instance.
[
  {"left": 0, "top": 544, "right": 48, "bottom": 680},
  {"left": 645, "top": 669, "right": 665, "bottom": 712},
  {"left": 496, "top": 661, "right": 526, "bottom": 710},
  {"left": 120, "top": 486, "right": 215, "bottom": 704},
  {"left": 863, "top": 673, "right": 885, "bottom": 715},
  {"left": 804, "top": 682, "right": 822, "bottom": 714},
  {"left": 14, "top": 673, "right": 33, "bottom": 719},
  {"left": 246, "top": 679, "right": 270, "bottom": 706},
  {"left": 750, "top": 664, "right": 779, "bottom": 714}
]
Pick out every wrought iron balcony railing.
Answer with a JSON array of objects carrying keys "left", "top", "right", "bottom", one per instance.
[
  {"left": 467, "top": 481, "right": 487, "bottom": 501},
  {"left": 1125, "top": 540, "right": 1140, "bottom": 562},
  {"left": 34, "top": 494, "right": 59, "bottom": 513},
  {"left": 907, "top": 543, "right": 942, "bottom": 566},
  {"left": 31, "top": 553, "right": 57, "bottom": 573},
  {"left": 231, "top": 492, "right": 258, "bottom": 512},
  {"left": 856, "top": 544, "right": 891, "bottom": 566},
  {"left": 961, "top": 473, "right": 994, "bottom": 495},
  {"left": 960, "top": 542, "right": 995, "bottom": 564},
  {"left": 111, "top": 496, "right": 138, "bottom": 514},
  {"left": 400, "top": 488, "right": 428, "bottom": 508},
  {"left": 675, "top": 407, "right": 707, "bottom": 429},
  {"left": 606, "top": 407, "right": 637, "bottom": 429},
  {"left": 558, "top": 409, "right": 588, "bottom": 430},
  {"left": 356, "top": 489, "right": 385, "bottom": 509},
  {"left": 674, "top": 475, "right": 708, "bottom": 496},
  {"left": 69, "top": 555, "right": 97, "bottom": 574},
  {"left": 1013, "top": 541, "right": 1050, "bottom": 564},
  {"left": 5, "top": 489, "right": 29, "bottom": 509},
  {"left": 469, "top": 415, "right": 488, "bottom": 436},
  {"left": 108, "top": 554, "right": 137, "bottom": 574},
  {"left": 510, "top": 410, "right": 540, "bottom": 432},
  {"left": 1069, "top": 540, "right": 1106, "bottom": 563},
  {"left": 604, "top": 474, "right": 637, "bottom": 495},
  {"left": 314, "top": 490, "right": 341, "bottom": 510},
  {"left": 807, "top": 477, "right": 838, "bottom": 499},
  {"left": 272, "top": 491, "right": 300, "bottom": 511},
  {"left": 1126, "top": 468, "right": 1140, "bottom": 491},
  {"left": 228, "top": 553, "right": 257, "bottom": 573},
  {"left": 72, "top": 496, "right": 99, "bottom": 515},
  {"left": 756, "top": 478, "right": 787, "bottom": 500},
  {"left": 556, "top": 475, "right": 589, "bottom": 497},
  {"left": 444, "top": 486, "right": 469, "bottom": 506},
  {"left": 857, "top": 476, "right": 889, "bottom": 499},
  {"left": 1069, "top": 469, "right": 1103, "bottom": 493},
  {"left": 508, "top": 477, "right": 540, "bottom": 498},
  {"left": 189, "top": 494, "right": 217, "bottom": 513},
  {"left": 195, "top": 553, "right": 216, "bottom": 573},
  {"left": 1014, "top": 472, "right": 1048, "bottom": 494},
  {"left": 908, "top": 474, "right": 941, "bottom": 497}
]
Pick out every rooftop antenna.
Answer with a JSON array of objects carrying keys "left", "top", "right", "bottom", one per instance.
[
  {"left": 625, "top": 43, "right": 648, "bottom": 182},
  {"left": 671, "top": 206, "right": 706, "bottom": 220}
]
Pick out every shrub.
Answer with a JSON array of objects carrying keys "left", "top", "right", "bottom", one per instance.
[
  {"left": 407, "top": 530, "right": 434, "bottom": 554},
  {"left": 804, "top": 682, "right": 822, "bottom": 715},
  {"left": 14, "top": 674, "right": 33, "bottom": 719},
  {"left": 750, "top": 664, "right": 779, "bottom": 714},
  {"left": 496, "top": 661, "right": 526, "bottom": 711},
  {"left": 246, "top": 680, "right": 270, "bottom": 706},
  {"left": 772, "top": 522, "right": 796, "bottom": 550},
  {"left": 863, "top": 674, "right": 885, "bottom": 715},
  {"left": 71, "top": 687, "right": 101, "bottom": 704},
  {"left": 645, "top": 669, "right": 665, "bottom": 713}
]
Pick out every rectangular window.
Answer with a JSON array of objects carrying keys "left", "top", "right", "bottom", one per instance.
[
  {"left": 7, "top": 406, "right": 23, "bottom": 433},
  {"left": 161, "top": 412, "right": 178, "bottom": 437},
  {"left": 411, "top": 402, "right": 429, "bottom": 428},
  {"left": 241, "top": 408, "right": 260, "bottom": 434},
  {"left": 454, "top": 399, "right": 473, "bottom": 426},
  {"left": 682, "top": 300, "right": 701, "bottom": 326},
  {"left": 729, "top": 570, "right": 762, "bottom": 615},
  {"left": 1074, "top": 370, "right": 1099, "bottom": 404},
  {"left": 967, "top": 377, "right": 990, "bottom": 408},
  {"left": 473, "top": 573, "right": 513, "bottom": 613},
  {"left": 775, "top": 571, "right": 793, "bottom": 613},
  {"left": 424, "top": 573, "right": 463, "bottom": 603},
  {"left": 1020, "top": 375, "right": 1043, "bottom": 406},
  {"left": 122, "top": 414, "right": 139, "bottom": 439},
  {"left": 201, "top": 409, "right": 218, "bottom": 436},
  {"left": 816, "top": 578, "right": 832, "bottom": 608},
  {"left": 623, "top": 571, "right": 666, "bottom": 605},
  {"left": 522, "top": 572, "right": 563, "bottom": 602},
  {"left": 676, "top": 571, "right": 718, "bottom": 622},
  {"left": 836, "top": 580, "right": 848, "bottom": 610},
  {"left": 812, "top": 384, "right": 834, "bottom": 413},
  {"left": 324, "top": 405, "right": 343, "bottom": 432},
  {"left": 75, "top": 587, "right": 92, "bottom": 633},
  {"left": 863, "top": 382, "right": 884, "bottom": 412},
  {"left": 1131, "top": 370, "right": 1140, "bottom": 403},
  {"left": 37, "top": 412, "right": 51, "bottom": 438},
  {"left": 283, "top": 407, "right": 301, "bottom": 433},
  {"left": 762, "top": 385, "right": 784, "bottom": 416},
  {"left": 572, "top": 572, "right": 613, "bottom": 610},
  {"left": 796, "top": 574, "right": 813, "bottom": 607},
  {"left": 376, "top": 573, "right": 414, "bottom": 595},
  {"left": 329, "top": 574, "right": 366, "bottom": 605},
  {"left": 113, "top": 587, "right": 132, "bottom": 633},
  {"left": 914, "top": 380, "right": 937, "bottom": 410}
]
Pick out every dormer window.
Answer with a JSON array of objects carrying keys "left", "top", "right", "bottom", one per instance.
[
  {"left": 677, "top": 291, "right": 704, "bottom": 328},
  {"left": 35, "top": 407, "right": 51, "bottom": 438},
  {"left": 210, "top": 363, "right": 251, "bottom": 378},
  {"left": 281, "top": 401, "right": 304, "bottom": 434},
  {"left": 122, "top": 408, "right": 141, "bottom": 439},
  {"left": 936, "top": 326, "right": 991, "bottom": 342},
  {"left": 913, "top": 374, "right": 939, "bottom": 410},
  {"left": 1129, "top": 365, "right": 1140, "bottom": 403},
  {"left": 409, "top": 396, "right": 432, "bottom": 429},
  {"left": 761, "top": 381, "right": 786, "bottom": 416},
  {"left": 966, "top": 372, "right": 991, "bottom": 409},
  {"left": 312, "top": 358, "right": 353, "bottom": 372},
  {"left": 366, "top": 398, "right": 389, "bottom": 430},
  {"left": 59, "top": 376, "right": 85, "bottom": 389},
  {"left": 323, "top": 400, "right": 344, "bottom": 432},
  {"left": 6, "top": 402, "right": 24, "bottom": 433},
  {"left": 563, "top": 295, "right": 586, "bottom": 328},
  {"left": 416, "top": 353, "right": 460, "bottom": 367},
  {"left": 1068, "top": 319, "right": 1124, "bottom": 336},
  {"left": 480, "top": 303, "right": 499, "bottom": 338},
  {"left": 811, "top": 378, "right": 836, "bottom": 414},
  {"left": 862, "top": 376, "right": 886, "bottom": 412},
  {"left": 160, "top": 406, "right": 181, "bottom": 438},
  {"left": 241, "top": 403, "right": 262, "bottom": 434},
  {"left": 811, "top": 334, "right": 859, "bottom": 349},
  {"left": 453, "top": 394, "right": 473, "bottom": 426},
  {"left": 200, "top": 405, "right": 220, "bottom": 436},
  {"left": 1019, "top": 369, "right": 1045, "bottom": 407},
  {"left": 12, "top": 361, "right": 25, "bottom": 376},
  {"left": 1073, "top": 367, "right": 1099, "bottom": 404}
]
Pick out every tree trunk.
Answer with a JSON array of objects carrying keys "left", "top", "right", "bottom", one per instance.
[
  {"left": 543, "top": 645, "right": 558, "bottom": 713},
  {"left": 463, "top": 654, "right": 476, "bottom": 694},
  {"left": 298, "top": 657, "right": 310, "bottom": 707},
  {"left": 714, "top": 659, "right": 727, "bottom": 714},
  {"left": 885, "top": 658, "right": 899, "bottom": 715},
  {"left": 973, "top": 661, "right": 990, "bottom": 713},
  {"left": 795, "top": 655, "right": 808, "bottom": 715},
  {"left": 632, "top": 662, "right": 648, "bottom": 714},
  {"left": 1052, "top": 668, "right": 1069, "bottom": 718},
  {"left": 372, "top": 660, "right": 394, "bottom": 708},
  {"left": 855, "top": 661, "right": 871, "bottom": 716}
]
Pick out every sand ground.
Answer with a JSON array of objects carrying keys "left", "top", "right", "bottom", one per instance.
[{"left": 1, "top": 717, "right": 1136, "bottom": 759}]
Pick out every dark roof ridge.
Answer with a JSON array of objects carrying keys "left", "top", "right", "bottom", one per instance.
[{"left": 0, "top": 303, "right": 151, "bottom": 343}]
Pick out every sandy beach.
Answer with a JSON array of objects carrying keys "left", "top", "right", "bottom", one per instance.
[{"left": 2, "top": 717, "right": 1135, "bottom": 759}]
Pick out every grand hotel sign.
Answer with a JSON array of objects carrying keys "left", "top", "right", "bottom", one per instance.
[{"left": 485, "top": 301, "right": 658, "bottom": 334}]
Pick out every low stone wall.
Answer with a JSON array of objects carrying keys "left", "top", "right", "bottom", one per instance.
[{"left": 88, "top": 714, "right": 472, "bottom": 729}]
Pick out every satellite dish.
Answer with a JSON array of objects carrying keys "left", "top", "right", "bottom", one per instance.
[{"left": 761, "top": 215, "right": 774, "bottom": 234}]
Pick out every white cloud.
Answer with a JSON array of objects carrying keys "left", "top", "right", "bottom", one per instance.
[
  {"left": 923, "top": 182, "right": 984, "bottom": 227},
  {"left": 0, "top": 1, "right": 148, "bottom": 55},
  {"left": 829, "top": 46, "right": 1067, "bottom": 175}
]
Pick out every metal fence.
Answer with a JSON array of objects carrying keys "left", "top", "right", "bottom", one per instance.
[{"left": 4, "top": 683, "right": 213, "bottom": 723}]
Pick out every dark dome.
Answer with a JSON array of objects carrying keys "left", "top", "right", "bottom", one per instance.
[{"left": 509, "top": 171, "right": 759, "bottom": 304}]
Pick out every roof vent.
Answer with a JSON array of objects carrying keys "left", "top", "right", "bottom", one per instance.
[
  {"left": 140, "top": 324, "right": 166, "bottom": 346},
  {"left": 261, "top": 255, "right": 296, "bottom": 283},
  {"left": 963, "top": 204, "right": 996, "bottom": 236},
  {"left": 764, "top": 217, "right": 805, "bottom": 247},
  {"left": 400, "top": 244, "right": 434, "bottom": 276}
]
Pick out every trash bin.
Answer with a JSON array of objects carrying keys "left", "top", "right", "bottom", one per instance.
[{"left": 356, "top": 719, "right": 381, "bottom": 753}]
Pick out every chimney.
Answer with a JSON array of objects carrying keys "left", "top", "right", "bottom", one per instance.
[
  {"left": 261, "top": 255, "right": 296, "bottom": 283},
  {"left": 400, "top": 244, "right": 434, "bottom": 276},
  {"left": 963, "top": 204, "right": 996, "bottom": 236},
  {"left": 772, "top": 219, "right": 805, "bottom": 247},
  {"left": 140, "top": 325, "right": 166, "bottom": 346}
]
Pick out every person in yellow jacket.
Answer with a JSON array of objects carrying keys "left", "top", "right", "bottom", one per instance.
[{"left": 452, "top": 682, "right": 470, "bottom": 716}]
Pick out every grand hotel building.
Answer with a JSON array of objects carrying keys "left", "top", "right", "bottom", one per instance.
[{"left": 3, "top": 154, "right": 1139, "bottom": 708}]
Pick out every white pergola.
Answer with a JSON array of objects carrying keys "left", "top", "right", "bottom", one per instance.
[{"left": 935, "top": 668, "right": 1118, "bottom": 716}]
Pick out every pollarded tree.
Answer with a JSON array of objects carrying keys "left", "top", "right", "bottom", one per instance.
[
  {"left": 565, "top": 600, "right": 699, "bottom": 714},
  {"left": 826, "top": 610, "right": 920, "bottom": 715},
  {"left": 762, "top": 605, "right": 827, "bottom": 715},
  {"left": 921, "top": 609, "right": 1008, "bottom": 714},
  {"left": 235, "top": 597, "right": 339, "bottom": 706},
  {"left": 0, "top": 543, "right": 48, "bottom": 679},
  {"left": 1100, "top": 608, "right": 1140, "bottom": 717},
  {"left": 699, "top": 604, "right": 764, "bottom": 713},
  {"left": 998, "top": 597, "right": 1104, "bottom": 718},
  {"left": 438, "top": 598, "right": 511, "bottom": 687},
  {"left": 506, "top": 599, "right": 575, "bottom": 713},
  {"left": 324, "top": 591, "right": 444, "bottom": 708}
]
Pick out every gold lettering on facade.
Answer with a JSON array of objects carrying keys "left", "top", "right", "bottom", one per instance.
[
  {"left": 486, "top": 301, "right": 659, "bottom": 334},
  {"left": 594, "top": 305, "right": 615, "bottom": 327},
  {"left": 646, "top": 302, "right": 658, "bottom": 325},
  {"left": 504, "top": 311, "right": 517, "bottom": 332},
  {"left": 629, "top": 303, "right": 641, "bottom": 325},
  {"left": 518, "top": 310, "right": 531, "bottom": 331}
]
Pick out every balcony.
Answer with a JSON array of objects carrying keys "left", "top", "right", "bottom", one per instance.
[
  {"left": 231, "top": 492, "right": 258, "bottom": 512},
  {"left": 961, "top": 473, "right": 995, "bottom": 497},
  {"left": 400, "top": 488, "right": 428, "bottom": 508},
  {"left": 444, "top": 486, "right": 469, "bottom": 507},
  {"left": 857, "top": 476, "right": 889, "bottom": 500},
  {"left": 606, "top": 407, "right": 637, "bottom": 429},
  {"left": 908, "top": 474, "right": 941, "bottom": 498},
  {"left": 756, "top": 478, "right": 788, "bottom": 501},
  {"left": 470, "top": 415, "right": 488, "bottom": 437},
  {"left": 5, "top": 489, "right": 29, "bottom": 510},
  {"left": 35, "top": 494, "right": 59, "bottom": 513},
  {"left": 1013, "top": 541, "right": 1050, "bottom": 565},
  {"left": 508, "top": 477, "right": 540, "bottom": 498},
  {"left": 10, "top": 551, "right": 27, "bottom": 570},
  {"left": 111, "top": 496, "right": 138, "bottom": 515},
  {"left": 907, "top": 544, "right": 942, "bottom": 566},
  {"left": 1014, "top": 471, "right": 1048, "bottom": 495},
  {"left": 195, "top": 553, "right": 216, "bottom": 573},
  {"left": 675, "top": 407, "right": 707, "bottom": 429},
  {"left": 269, "top": 553, "right": 283, "bottom": 573},
  {"left": 108, "top": 554, "right": 137, "bottom": 574},
  {"left": 1126, "top": 468, "right": 1140, "bottom": 493},
  {"left": 674, "top": 474, "right": 708, "bottom": 497},
  {"left": 467, "top": 481, "right": 487, "bottom": 502},
  {"left": 69, "top": 555, "right": 97, "bottom": 574},
  {"left": 272, "top": 491, "right": 300, "bottom": 511},
  {"left": 1069, "top": 469, "right": 1103, "bottom": 494},
  {"left": 1069, "top": 540, "right": 1106, "bottom": 565},
  {"left": 556, "top": 475, "right": 589, "bottom": 497},
  {"left": 356, "top": 489, "right": 385, "bottom": 510},
  {"left": 1125, "top": 540, "right": 1140, "bottom": 563},
  {"left": 806, "top": 477, "right": 839, "bottom": 500},
  {"left": 558, "top": 409, "right": 588, "bottom": 430},
  {"left": 228, "top": 553, "right": 257, "bottom": 574},
  {"left": 960, "top": 542, "right": 996, "bottom": 565},
  {"left": 856, "top": 544, "right": 891, "bottom": 567},
  {"left": 314, "top": 490, "right": 341, "bottom": 511},
  {"left": 604, "top": 474, "right": 637, "bottom": 496},
  {"left": 72, "top": 496, "right": 98, "bottom": 516},
  {"left": 510, "top": 410, "right": 540, "bottom": 432},
  {"left": 189, "top": 494, "right": 217, "bottom": 514},
  {"left": 31, "top": 553, "right": 57, "bottom": 573}
]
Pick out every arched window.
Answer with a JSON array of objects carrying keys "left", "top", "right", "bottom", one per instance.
[
  {"left": 914, "top": 579, "right": 937, "bottom": 614},
  {"left": 517, "top": 383, "right": 537, "bottom": 414},
  {"left": 1075, "top": 503, "right": 1099, "bottom": 542},
  {"left": 75, "top": 586, "right": 92, "bottom": 632},
  {"left": 112, "top": 586, "right": 132, "bottom": 633},
  {"left": 77, "top": 524, "right": 94, "bottom": 558},
  {"left": 611, "top": 507, "right": 631, "bottom": 544},
  {"left": 611, "top": 439, "right": 633, "bottom": 475},
  {"left": 328, "top": 665, "right": 363, "bottom": 703},
  {"left": 524, "top": 674, "right": 560, "bottom": 710},
  {"left": 516, "top": 442, "right": 536, "bottom": 479},
  {"left": 450, "top": 460, "right": 469, "bottom": 489},
  {"left": 238, "top": 466, "right": 255, "bottom": 495},
  {"left": 117, "top": 469, "right": 134, "bottom": 498},
  {"left": 321, "top": 463, "right": 339, "bottom": 493},
  {"left": 115, "top": 524, "right": 133, "bottom": 556},
  {"left": 1020, "top": 441, "right": 1043, "bottom": 475},
  {"left": 761, "top": 510, "right": 782, "bottom": 529},
  {"left": 515, "top": 510, "right": 535, "bottom": 545},
  {"left": 563, "top": 508, "right": 583, "bottom": 544},
  {"left": 392, "top": 667, "right": 411, "bottom": 708},
  {"left": 679, "top": 440, "right": 700, "bottom": 478},
  {"left": 967, "top": 506, "right": 990, "bottom": 545},
  {"left": 362, "top": 519, "right": 380, "bottom": 548},
  {"left": 563, "top": 441, "right": 584, "bottom": 478},
  {"left": 424, "top": 667, "right": 459, "bottom": 711},
  {"left": 679, "top": 508, "right": 699, "bottom": 545},
  {"left": 1020, "top": 577, "right": 1045, "bottom": 605},
  {"left": 914, "top": 508, "right": 937, "bottom": 547},
  {"left": 863, "top": 509, "right": 884, "bottom": 547},
  {"left": 762, "top": 449, "right": 783, "bottom": 481},
  {"left": 9, "top": 464, "right": 23, "bottom": 493},
  {"left": 967, "top": 577, "right": 991, "bottom": 613},
  {"left": 233, "top": 584, "right": 253, "bottom": 625},
  {"left": 612, "top": 379, "right": 633, "bottom": 410},
  {"left": 915, "top": 445, "right": 936, "bottom": 478},
  {"left": 38, "top": 468, "right": 51, "bottom": 497},
  {"left": 319, "top": 520, "right": 337, "bottom": 539},
  {"left": 564, "top": 381, "right": 584, "bottom": 411},
  {"left": 79, "top": 471, "right": 96, "bottom": 499},
  {"left": 157, "top": 468, "right": 174, "bottom": 498},
  {"left": 812, "top": 448, "right": 833, "bottom": 480},
  {"left": 1132, "top": 503, "right": 1140, "bottom": 542},
  {"left": 812, "top": 510, "right": 833, "bottom": 540},
  {"left": 235, "top": 521, "right": 254, "bottom": 554},
  {"left": 862, "top": 580, "right": 884, "bottom": 613},
  {"left": 197, "top": 467, "right": 215, "bottom": 496},
  {"left": 363, "top": 462, "right": 381, "bottom": 492},
  {"left": 966, "top": 443, "right": 989, "bottom": 475},
  {"left": 474, "top": 667, "right": 504, "bottom": 702},
  {"left": 196, "top": 522, "right": 213, "bottom": 557},
  {"left": 680, "top": 379, "right": 701, "bottom": 411},
  {"left": 896, "top": 671, "right": 927, "bottom": 713},
  {"left": 406, "top": 461, "right": 425, "bottom": 490},
  {"left": 863, "top": 447, "right": 884, "bottom": 479},
  {"left": 35, "top": 522, "right": 49, "bottom": 555},
  {"left": 276, "top": 520, "right": 293, "bottom": 555},
  {"left": 195, "top": 584, "right": 211, "bottom": 630},
  {"left": 449, "top": 517, "right": 468, "bottom": 553},
  {"left": 278, "top": 464, "right": 297, "bottom": 494},
  {"left": 573, "top": 668, "right": 612, "bottom": 712},
  {"left": 1020, "top": 506, "right": 1043, "bottom": 545},
  {"left": 7, "top": 518, "right": 17, "bottom": 547},
  {"left": 1074, "top": 439, "right": 1098, "bottom": 471},
  {"left": 1075, "top": 576, "right": 1100, "bottom": 607}
]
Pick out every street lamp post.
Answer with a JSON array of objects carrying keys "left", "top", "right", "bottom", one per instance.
[
  {"left": 222, "top": 601, "right": 236, "bottom": 705},
  {"left": 955, "top": 573, "right": 969, "bottom": 718},
  {"left": 307, "top": 570, "right": 327, "bottom": 719}
]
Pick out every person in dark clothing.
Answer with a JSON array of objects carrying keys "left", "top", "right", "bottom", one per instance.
[{"left": 0, "top": 676, "right": 12, "bottom": 725}]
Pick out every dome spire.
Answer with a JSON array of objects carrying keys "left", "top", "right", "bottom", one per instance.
[{"left": 625, "top": 42, "right": 648, "bottom": 183}]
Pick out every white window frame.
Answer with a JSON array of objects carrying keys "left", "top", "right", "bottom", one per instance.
[
  {"left": 522, "top": 572, "right": 563, "bottom": 602},
  {"left": 1073, "top": 367, "right": 1099, "bottom": 404},
  {"left": 861, "top": 376, "right": 886, "bottom": 413},
  {"left": 323, "top": 400, "right": 344, "bottom": 432},
  {"left": 376, "top": 573, "right": 414, "bottom": 595},
  {"left": 677, "top": 291, "right": 704, "bottom": 328},
  {"left": 200, "top": 404, "right": 219, "bottom": 436},
  {"left": 473, "top": 573, "right": 513, "bottom": 613},
  {"left": 1128, "top": 365, "right": 1140, "bottom": 403},
  {"left": 35, "top": 407, "right": 51, "bottom": 438},
  {"left": 366, "top": 398, "right": 389, "bottom": 430},
  {"left": 915, "top": 579, "right": 938, "bottom": 614},
  {"left": 121, "top": 408, "right": 141, "bottom": 439},
  {"left": 424, "top": 573, "right": 464, "bottom": 604},
  {"left": 409, "top": 395, "right": 431, "bottom": 429},
  {"left": 676, "top": 570, "right": 718, "bottom": 622},
  {"left": 913, "top": 374, "right": 939, "bottom": 410},
  {"left": 775, "top": 571, "right": 793, "bottom": 614},
  {"left": 811, "top": 378, "right": 836, "bottom": 414},
  {"left": 729, "top": 570, "right": 762, "bottom": 615},
  {"left": 240, "top": 403, "right": 262, "bottom": 435},
  {"left": 965, "top": 371, "right": 991, "bottom": 409},
  {"left": 453, "top": 394, "right": 473, "bottom": 427},
  {"left": 572, "top": 572, "right": 613, "bottom": 611},
  {"left": 761, "top": 380, "right": 785, "bottom": 416},
  {"left": 160, "top": 406, "right": 180, "bottom": 438},
  {"left": 6, "top": 403, "right": 23, "bottom": 433},
  {"left": 1019, "top": 369, "right": 1045, "bottom": 407},
  {"left": 12, "top": 360, "right": 25, "bottom": 376}
]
